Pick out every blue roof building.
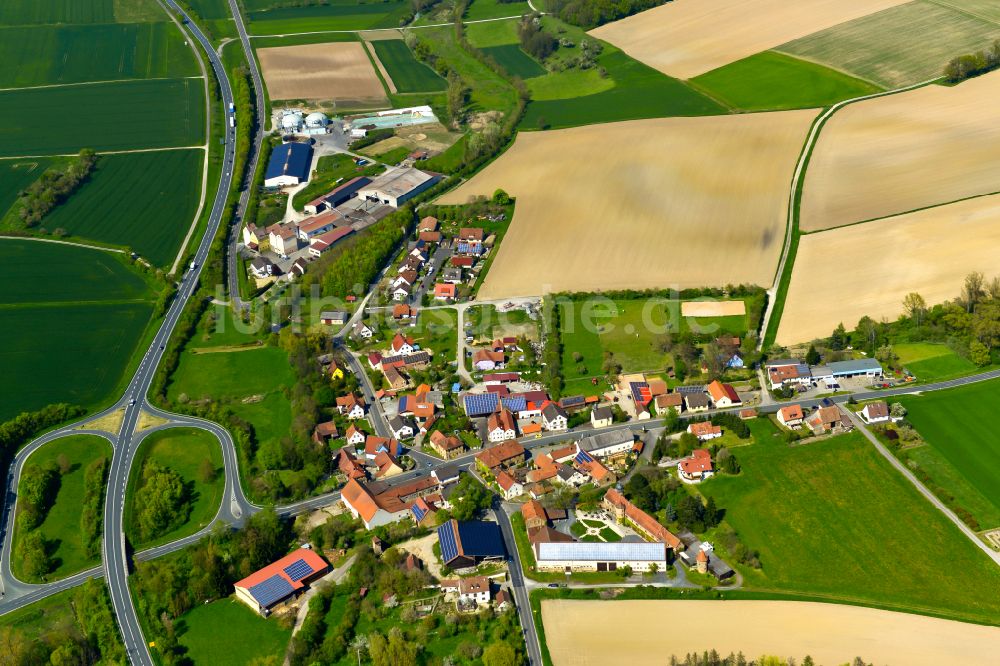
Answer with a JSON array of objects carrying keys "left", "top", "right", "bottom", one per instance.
[
  {"left": 264, "top": 142, "right": 313, "bottom": 188},
  {"left": 437, "top": 519, "right": 505, "bottom": 569}
]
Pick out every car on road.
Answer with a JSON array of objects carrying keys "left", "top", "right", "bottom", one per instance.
[{"left": 129, "top": 398, "right": 136, "bottom": 406}]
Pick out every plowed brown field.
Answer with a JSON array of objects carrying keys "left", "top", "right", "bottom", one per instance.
[{"left": 257, "top": 42, "right": 386, "bottom": 103}]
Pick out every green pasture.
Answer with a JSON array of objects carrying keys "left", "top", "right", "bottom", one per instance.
[
  {"left": 193, "top": 304, "right": 268, "bottom": 348},
  {"left": 894, "top": 342, "right": 979, "bottom": 381},
  {"left": 13, "top": 434, "right": 111, "bottom": 581},
  {"left": 482, "top": 44, "right": 546, "bottom": 79},
  {"left": 178, "top": 599, "right": 292, "bottom": 665},
  {"left": 0, "top": 0, "right": 115, "bottom": 25},
  {"left": 2, "top": 239, "right": 152, "bottom": 304},
  {"left": 0, "top": 78, "right": 205, "bottom": 156},
  {"left": 372, "top": 39, "right": 447, "bottom": 93},
  {"left": 701, "top": 430, "right": 1000, "bottom": 625},
  {"left": 691, "top": 51, "right": 882, "bottom": 111},
  {"left": 185, "top": 0, "right": 233, "bottom": 19},
  {"left": 777, "top": 0, "right": 1000, "bottom": 88},
  {"left": 465, "top": 17, "right": 519, "bottom": 47},
  {"left": 126, "top": 427, "right": 224, "bottom": 549},
  {"left": 419, "top": 27, "right": 520, "bottom": 118},
  {"left": 167, "top": 345, "right": 294, "bottom": 402},
  {"left": 230, "top": 392, "right": 293, "bottom": 456},
  {"left": 897, "top": 381, "right": 1000, "bottom": 528},
  {"left": 0, "top": 22, "right": 199, "bottom": 88},
  {"left": 0, "top": 158, "right": 53, "bottom": 219},
  {"left": 41, "top": 149, "right": 204, "bottom": 266},
  {"left": 906, "top": 444, "right": 1000, "bottom": 530},
  {"left": 465, "top": 0, "right": 530, "bottom": 20},
  {"left": 246, "top": 2, "right": 410, "bottom": 34}
]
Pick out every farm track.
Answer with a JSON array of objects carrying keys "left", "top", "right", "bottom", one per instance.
[
  {"left": 0, "top": 75, "right": 204, "bottom": 93},
  {"left": 0, "top": 145, "right": 205, "bottom": 160}
]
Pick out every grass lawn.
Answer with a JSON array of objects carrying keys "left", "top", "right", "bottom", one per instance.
[
  {"left": 167, "top": 346, "right": 294, "bottom": 401},
  {"left": 893, "top": 342, "right": 979, "bottom": 381},
  {"left": 0, "top": 78, "right": 205, "bottom": 156},
  {"left": 372, "top": 39, "right": 447, "bottom": 93},
  {"left": 701, "top": 430, "right": 1000, "bottom": 625},
  {"left": 465, "top": 0, "right": 530, "bottom": 20},
  {"left": 126, "top": 427, "right": 224, "bottom": 549},
  {"left": 291, "top": 154, "right": 382, "bottom": 211},
  {"left": 896, "top": 380, "right": 1000, "bottom": 529},
  {"left": 481, "top": 44, "right": 546, "bottom": 79},
  {"left": 36, "top": 149, "right": 203, "bottom": 266},
  {"left": 13, "top": 434, "right": 111, "bottom": 581},
  {"left": 465, "top": 17, "right": 520, "bottom": 47},
  {"left": 177, "top": 599, "right": 291, "bottom": 665},
  {"left": 245, "top": 2, "right": 410, "bottom": 34},
  {"left": 690, "top": 51, "right": 881, "bottom": 112}
]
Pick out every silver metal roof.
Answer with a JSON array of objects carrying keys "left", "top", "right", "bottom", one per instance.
[{"left": 536, "top": 541, "right": 666, "bottom": 562}]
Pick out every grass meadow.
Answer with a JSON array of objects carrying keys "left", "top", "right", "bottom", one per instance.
[
  {"left": 896, "top": 381, "right": 1000, "bottom": 528},
  {"left": 0, "top": 158, "right": 53, "bottom": 219},
  {"left": 701, "top": 430, "right": 1000, "bottom": 625},
  {"left": 41, "top": 149, "right": 204, "bottom": 266},
  {"left": 13, "top": 434, "right": 111, "bottom": 581},
  {"left": 126, "top": 427, "right": 224, "bottom": 549},
  {"left": 464, "top": 0, "right": 530, "bottom": 20},
  {"left": 0, "top": 78, "right": 205, "bottom": 156},
  {"left": 178, "top": 599, "right": 291, "bottom": 665},
  {"left": 167, "top": 346, "right": 294, "bottom": 401},
  {"left": 777, "top": 0, "right": 1000, "bottom": 88},
  {"left": 0, "top": 0, "right": 116, "bottom": 25},
  {"left": 372, "top": 39, "right": 447, "bottom": 93},
  {"left": 893, "top": 342, "right": 979, "bottom": 382},
  {"left": 690, "top": 51, "right": 882, "bottom": 111},
  {"left": 185, "top": 0, "right": 233, "bottom": 19},
  {"left": 481, "top": 44, "right": 546, "bottom": 79},
  {"left": 246, "top": 2, "right": 410, "bottom": 34},
  {"left": 0, "top": 22, "right": 199, "bottom": 88}
]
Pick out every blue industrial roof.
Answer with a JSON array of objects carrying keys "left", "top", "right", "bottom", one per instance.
[
  {"left": 247, "top": 574, "right": 295, "bottom": 607},
  {"left": 825, "top": 358, "right": 882, "bottom": 375},
  {"left": 536, "top": 541, "right": 666, "bottom": 562},
  {"left": 437, "top": 520, "right": 505, "bottom": 564},
  {"left": 265, "top": 142, "right": 312, "bottom": 182}
]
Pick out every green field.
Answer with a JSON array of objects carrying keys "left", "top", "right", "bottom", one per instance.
[
  {"left": 701, "top": 429, "right": 1000, "bottom": 625},
  {"left": 178, "top": 599, "right": 292, "bottom": 665},
  {"left": 185, "top": 0, "right": 233, "bottom": 19},
  {"left": 0, "top": 158, "right": 53, "bottom": 218},
  {"left": 127, "top": 427, "right": 224, "bottom": 549},
  {"left": 372, "top": 39, "right": 447, "bottom": 93},
  {"left": 897, "top": 380, "right": 1000, "bottom": 529},
  {"left": 465, "top": 0, "right": 530, "bottom": 20},
  {"left": 894, "top": 342, "right": 979, "bottom": 381},
  {"left": 465, "top": 16, "right": 520, "bottom": 47},
  {"left": 778, "top": 0, "right": 1000, "bottom": 88},
  {"left": 0, "top": 78, "right": 205, "bottom": 156},
  {"left": 13, "top": 434, "right": 111, "bottom": 581},
  {"left": 38, "top": 150, "right": 204, "bottom": 266},
  {"left": 691, "top": 51, "right": 882, "bottom": 111},
  {"left": 0, "top": 0, "right": 115, "bottom": 25},
  {"left": 167, "top": 346, "right": 294, "bottom": 401},
  {"left": 0, "top": 240, "right": 155, "bottom": 420},
  {"left": 0, "top": 22, "right": 199, "bottom": 88},
  {"left": 482, "top": 44, "right": 546, "bottom": 79},
  {"left": 246, "top": 2, "right": 410, "bottom": 34}
]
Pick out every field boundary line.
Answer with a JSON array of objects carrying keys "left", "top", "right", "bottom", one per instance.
[
  {"left": 246, "top": 13, "right": 536, "bottom": 39},
  {"left": 759, "top": 77, "right": 939, "bottom": 349},
  {"left": 165, "top": 1, "right": 212, "bottom": 276},
  {"left": 0, "top": 75, "right": 205, "bottom": 93},
  {"left": 0, "top": 235, "right": 126, "bottom": 253},
  {"left": 0, "top": 146, "right": 206, "bottom": 160}
]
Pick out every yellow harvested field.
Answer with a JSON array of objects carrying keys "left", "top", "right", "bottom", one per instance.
[
  {"left": 257, "top": 42, "right": 386, "bottom": 103},
  {"left": 439, "top": 111, "right": 818, "bottom": 299},
  {"left": 777, "top": 194, "right": 1000, "bottom": 345},
  {"left": 543, "top": 599, "right": 1000, "bottom": 666},
  {"left": 681, "top": 301, "right": 746, "bottom": 317},
  {"left": 800, "top": 72, "right": 1000, "bottom": 231},
  {"left": 588, "top": 0, "right": 908, "bottom": 79}
]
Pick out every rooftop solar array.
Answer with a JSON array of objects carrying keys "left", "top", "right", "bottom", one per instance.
[
  {"left": 455, "top": 521, "right": 506, "bottom": 558},
  {"left": 464, "top": 392, "right": 500, "bottom": 416},
  {"left": 575, "top": 450, "right": 593, "bottom": 465},
  {"left": 676, "top": 385, "right": 706, "bottom": 394},
  {"left": 282, "top": 558, "right": 314, "bottom": 582},
  {"left": 560, "top": 395, "right": 585, "bottom": 407},
  {"left": 536, "top": 541, "right": 666, "bottom": 562},
  {"left": 411, "top": 503, "right": 427, "bottom": 523},
  {"left": 248, "top": 574, "right": 295, "bottom": 607},
  {"left": 438, "top": 521, "right": 460, "bottom": 563},
  {"left": 629, "top": 382, "right": 650, "bottom": 405},
  {"left": 501, "top": 396, "right": 526, "bottom": 413}
]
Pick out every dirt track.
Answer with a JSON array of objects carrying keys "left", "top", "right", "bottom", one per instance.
[
  {"left": 439, "top": 111, "right": 817, "bottom": 299},
  {"left": 257, "top": 42, "right": 386, "bottom": 103},
  {"left": 588, "top": 0, "right": 907, "bottom": 79},
  {"left": 543, "top": 599, "right": 1000, "bottom": 665}
]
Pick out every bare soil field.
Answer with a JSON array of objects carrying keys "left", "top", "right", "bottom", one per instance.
[
  {"left": 588, "top": 0, "right": 908, "bottom": 80},
  {"left": 777, "top": 194, "right": 1000, "bottom": 345},
  {"left": 542, "top": 599, "right": 1000, "bottom": 666},
  {"left": 681, "top": 301, "right": 746, "bottom": 317},
  {"left": 440, "top": 111, "right": 818, "bottom": 298},
  {"left": 257, "top": 42, "right": 387, "bottom": 104},
  {"left": 800, "top": 72, "right": 1000, "bottom": 231}
]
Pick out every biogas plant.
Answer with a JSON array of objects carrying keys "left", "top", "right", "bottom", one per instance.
[{"left": 277, "top": 109, "right": 330, "bottom": 135}]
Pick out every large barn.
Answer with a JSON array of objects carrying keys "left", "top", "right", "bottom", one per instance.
[
  {"left": 437, "top": 519, "right": 506, "bottom": 569},
  {"left": 357, "top": 167, "right": 439, "bottom": 208},
  {"left": 264, "top": 142, "right": 313, "bottom": 188},
  {"left": 233, "top": 548, "right": 329, "bottom": 615}
]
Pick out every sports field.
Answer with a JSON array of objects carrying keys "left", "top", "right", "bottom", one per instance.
[
  {"left": 0, "top": 78, "right": 205, "bottom": 156},
  {"left": 897, "top": 380, "right": 1000, "bottom": 528},
  {"left": 13, "top": 434, "right": 111, "bottom": 581},
  {"left": 701, "top": 431, "right": 1000, "bottom": 624},
  {"left": 777, "top": 194, "right": 1000, "bottom": 345},
  {"left": 778, "top": 0, "right": 1000, "bottom": 88},
  {"left": 442, "top": 111, "right": 816, "bottom": 298},
  {"left": 127, "top": 427, "right": 224, "bottom": 548},
  {"left": 41, "top": 150, "right": 203, "bottom": 266},
  {"left": 258, "top": 42, "right": 386, "bottom": 103},
  {"left": 178, "top": 599, "right": 291, "bottom": 665},
  {"left": 0, "top": 22, "right": 199, "bottom": 88},
  {"left": 482, "top": 44, "right": 546, "bottom": 79},
  {"left": 588, "top": 0, "right": 908, "bottom": 79},
  {"left": 800, "top": 71, "right": 1000, "bottom": 231},
  {"left": 246, "top": 2, "right": 410, "bottom": 35},
  {"left": 691, "top": 51, "right": 881, "bottom": 111},
  {"left": 0, "top": 240, "right": 155, "bottom": 420},
  {"left": 371, "top": 39, "right": 447, "bottom": 93},
  {"left": 543, "top": 599, "right": 1000, "bottom": 666}
]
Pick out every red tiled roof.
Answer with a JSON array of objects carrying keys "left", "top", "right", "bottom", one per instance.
[
  {"left": 476, "top": 439, "right": 525, "bottom": 469},
  {"left": 707, "top": 380, "right": 740, "bottom": 403},
  {"left": 604, "top": 489, "right": 681, "bottom": 549},
  {"left": 679, "top": 449, "right": 713, "bottom": 475},
  {"left": 235, "top": 548, "right": 328, "bottom": 595}
]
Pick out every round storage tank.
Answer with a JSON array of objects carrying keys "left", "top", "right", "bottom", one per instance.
[
  {"left": 281, "top": 112, "right": 303, "bottom": 130},
  {"left": 305, "top": 112, "right": 328, "bottom": 127}
]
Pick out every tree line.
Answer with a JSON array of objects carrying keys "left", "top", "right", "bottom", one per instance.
[
  {"left": 17, "top": 148, "right": 97, "bottom": 227},
  {"left": 669, "top": 654, "right": 874, "bottom": 666},
  {"left": 517, "top": 14, "right": 557, "bottom": 61},
  {"left": 547, "top": 0, "right": 670, "bottom": 29},
  {"left": 944, "top": 39, "right": 1000, "bottom": 82}
]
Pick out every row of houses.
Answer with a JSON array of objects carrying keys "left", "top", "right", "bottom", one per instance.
[
  {"left": 776, "top": 399, "right": 894, "bottom": 434},
  {"left": 766, "top": 358, "right": 883, "bottom": 390},
  {"left": 340, "top": 468, "right": 459, "bottom": 529}
]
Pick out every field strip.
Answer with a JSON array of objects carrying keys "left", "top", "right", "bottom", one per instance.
[
  {"left": 0, "top": 299, "right": 153, "bottom": 310},
  {"left": 927, "top": 0, "right": 1000, "bottom": 26},
  {"left": 0, "top": 145, "right": 206, "bottom": 160},
  {"left": 363, "top": 39, "right": 397, "bottom": 94},
  {"left": 246, "top": 13, "right": 537, "bottom": 38},
  {"left": 0, "top": 76, "right": 205, "bottom": 93},
  {"left": 0, "top": 236, "right": 124, "bottom": 254},
  {"left": 758, "top": 77, "right": 939, "bottom": 348}
]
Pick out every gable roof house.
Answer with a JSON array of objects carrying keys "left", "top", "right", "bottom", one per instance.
[
  {"left": 766, "top": 359, "right": 812, "bottom": 389},
  {"left": 541, "top": 402, "right": 568, "bottom": 431},
  {"left": 434, "top": 283, "right": 457, "bottom": 301},
  {"left": 391, "top": 333, "right": 415, "bottom": 355},
  {"left": 577, "top": 429, "right": 634, "bottom": 460},
  {"left": 805, "top": 405, "right": 843, "bottom": 434},
  {"left": 475, "top": 439, "right": 527, "bottom": 473},
  {"left": 234, "top": 548, "right": 329, "bottom": 615},
  {"left": 707, "top": 380, "right": 742, "bottom": 408},
  {"left": 473, "top": 349, "right": 506, "bottom": 371},
  {"left": 387, "top": 415, "right": 416, "bottom": 440},
  {"left": 684, "top": 393, "right": 711, "bottom": 413},
  {"left": 335, "top": 447, "right": 366, "bottom": 480},
  {"left": 336, "top": 394, "right": 366, "bottom": 420},
  {"left": 487, "top": 408, "right": 518, "bottom": 443},
  {"left": 428, "top": 431, "right": 466, "bottom": 460},
  {"left": 777, "top": 404, "right": 805, "bottom": 428},
  {"left": 364, "top": 435, "right": 401, "bottom": 459},
  {"left": 340, "top": 476, "right": 438, "bottom": 529},
  {"left": 312, "top": 421, "right": 339, "bottom": 446},
  {"left": 603, "top": 488, "right": 682, "bottom": 552},
  {"left": 655, "top": 393, "right": 684, "bottom": 414},
  {"left": 591, "top": 405, "right": 614, "bottom": 428},
  {"left": 687, "top": 421, "right": 722, "bottom": 441},
  {"left": 496, "top": 470, "right": 524, "bottom": 500},
  {"left": 860, "top": 400, "right": 890, "bottom": 424},
  {"left": 345, "top": 423, "right": 367, "bottom": 447},
  {"left": 678, "top": 449, "right": 714, "bottom": 483}
]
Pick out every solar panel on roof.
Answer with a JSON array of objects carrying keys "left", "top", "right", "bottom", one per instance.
[
  {"left": 575, "top": 450, "right": 593, "bottom": 464},
  {"left": 561, "top": 395, "right": 585, "bottom": 406},
  {"left": 282, "top": 558, "right": 314, "bottom": 582},
  {"left": 411, "top": 504, "right": 427, "bottom": 522},
  {"left": 454, "top": 521, "right": 505, "bottom": 558},
  {"left": 464, "top": 393, "right": 500, "bottom": 417},
  {"left": 501, "top": 396, "right": 526, "bottom": 412},
  {"left": 248, "top": 574, "right": 295, "bottom": 607},
  {"left": 438, "top": 522, "right": 460, "bottom": 563},
  {"left": 676, "top": 385, "right": 706, "bottom": 394}
]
